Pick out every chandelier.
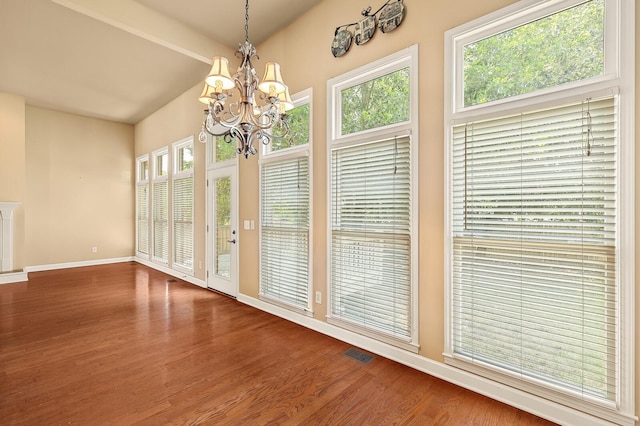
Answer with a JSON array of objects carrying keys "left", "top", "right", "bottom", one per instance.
[{"left": 197, "top": 0, "right": 293, "bottom": 158}]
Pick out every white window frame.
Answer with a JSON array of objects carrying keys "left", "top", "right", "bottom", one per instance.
[
  {"left": 259, "top": 88, "right": 313, "bottom": 315},
  {"left": 151, "top": 147, "right": 169, "bottom": 265},
  {"left": 444, "top": 1, "right": 635, "bottom": 424},
  {"left": 135, "top": 154, "right": 149, "bottom": 259},
  {"left": 448, "top": 0, "right": 619, "bottom": 121},
  {"left": 172, "top": 137, "right": 194, "bottom": 275},
  {"left": 327, "top": 45, "right": 419, "bottom": 352}
]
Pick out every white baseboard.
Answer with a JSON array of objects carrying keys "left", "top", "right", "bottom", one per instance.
[
  {"left": 237, "top": 294, "right": 633, "bottom": 426},
  {"left": 24, "top": 257, "right": 135, "bottom": 273},
  {"left": 0, "top": 270, "right": 28, "bottom": 285},
  {"left": 134, "top": 256, "right": 206, "bottom": 288}
]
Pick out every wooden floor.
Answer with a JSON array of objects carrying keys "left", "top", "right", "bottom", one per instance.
[{"left": 0, "top": 263, "right": 556, "bottom": 425}]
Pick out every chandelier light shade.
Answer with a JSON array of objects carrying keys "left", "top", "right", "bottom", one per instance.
[
  {"left": 198, "top": 0, "right": 293, "bottom": 158},
  {"left": 205, "top": 57, "right": 234, "bottom": 92},
  {"left": 278, "top": 87, "right": 294, "bottom": 113},
  {"left": 259, "top": 62, "right": 286, "bottom": 96}
]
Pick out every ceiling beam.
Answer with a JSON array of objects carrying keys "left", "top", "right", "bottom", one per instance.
[{"left": 50, "top": 0, "right": 231, "bottom": 65}]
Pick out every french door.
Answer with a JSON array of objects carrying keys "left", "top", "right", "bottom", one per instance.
[{"left": 206, "top": 165, "right": 237, "bottom": 297}]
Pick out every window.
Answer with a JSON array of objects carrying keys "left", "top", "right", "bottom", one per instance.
[
  {"left": 173, "top": 138, "right": 194, "bottom": 273},
  {"left": 152, "top": 148, "right": 169, "bottom": 264},
  {"left": 445, "top": 1, "right": 634, "bottom": 423},
  {"left": 135, "top": 155, "right": 149, "bottom": 257},
  {"left": 260, "top": 89, "right": 312, "bottom": 313},
  {"left": 209, "top": 135, "right": 237, "bottom": 164},
  {"left": 328, "top": 46, "right": 418, "bottom": 351},
  {"left": 463, "top": 0, "right": 605, "bottom": 107}
]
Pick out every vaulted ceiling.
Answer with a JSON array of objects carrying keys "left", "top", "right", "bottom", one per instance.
[{"left": 0, "top": 0, "right": 322, "bottom": 124}]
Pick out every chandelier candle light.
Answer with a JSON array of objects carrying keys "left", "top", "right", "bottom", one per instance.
[{"left": 198, "top": 0, "right": 293, "bottom": 158}]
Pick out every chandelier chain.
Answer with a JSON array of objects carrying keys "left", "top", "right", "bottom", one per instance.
[{"left": 244, "top": 0, "right": 250, "bottom": 43}]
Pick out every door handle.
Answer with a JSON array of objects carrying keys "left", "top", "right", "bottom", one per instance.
[{"left": 227, "top": 239, "right": 236, "bottom": 244}]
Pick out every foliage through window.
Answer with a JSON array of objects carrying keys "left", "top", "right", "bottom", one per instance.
[
  {"left": 215, "top": 136, "right": 236, "bottom": 162},
  {"left": 269, "top": 103, "right": 310, "bottom": 152},
  {"left": 341, "top": 68, "right": 410, "bottom": 135},
  {"left": 463, "top": 0, "right": 605, "bottom": 107}
]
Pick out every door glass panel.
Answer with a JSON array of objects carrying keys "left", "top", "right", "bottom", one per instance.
[
  {"left": 215, "top": 176, "right": 231, "bottom": 278},
  {"left": 216, "top": 136, "right": 237, "bottom": 162}
]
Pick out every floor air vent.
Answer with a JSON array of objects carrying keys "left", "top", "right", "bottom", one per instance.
[{"left": 343, "top": 347, "right": 375, "bottom": 364}]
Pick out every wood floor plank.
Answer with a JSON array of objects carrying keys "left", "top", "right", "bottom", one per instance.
[{"left": 0, "top": 263, "right": 557, "bottom": 425}]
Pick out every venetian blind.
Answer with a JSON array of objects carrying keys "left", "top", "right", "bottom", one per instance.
[
  {"left": 260, "top": 157, "right": 310, "bottom": 310},
  {"left": 153, "top": 180, "right": 168, "bottom": 262},
  {"left": 173, "top": 176, "right": 193, "bottom": 271},
  {"left": 330, "top": 136, "right": 412, "bottom": 341},
  {"left": 450, "top": 97, "right": 617, "bottom": 401},
  {"left": 136, "top": 184, "right": 149, "bottom": 255}
]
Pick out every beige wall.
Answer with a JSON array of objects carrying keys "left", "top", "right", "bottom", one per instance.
[
  {"left": 0, "top": 93, "right": 26, "bottom": 270},
  {"left": 24, "top": 106, "right": 134, "bottom": 266}
]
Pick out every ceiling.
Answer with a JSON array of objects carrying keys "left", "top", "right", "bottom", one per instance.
[{"left": 0, "top": 0, "right": 322, "bottom": 124}]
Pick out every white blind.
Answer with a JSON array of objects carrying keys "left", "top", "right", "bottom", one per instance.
[
  {"left": 173, "top": 176, "right": 193, "bottom": 271},
  {"left": 260, "top": 157, "right": 310, "bottom": 310},
  {"left": 153, "top": 180, "right": 168, "bottom": 262},
  {"left": 451, "top": 97, "right": 617, "bottom": 401},
  {"left": 136, "top": 183, "right": 149, "bottom": 255},
  {"left": 331, "top": 136, "right": 412, "bottom": 341}
]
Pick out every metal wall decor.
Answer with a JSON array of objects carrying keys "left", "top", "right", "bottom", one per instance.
[{"left": 331, "top": 0, "right": 405, "bottom": 58}]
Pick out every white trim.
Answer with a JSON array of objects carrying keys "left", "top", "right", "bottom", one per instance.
[
  {"left": 0, "top": 202, "right": 20, "bottom": 273},
  {"left": 0, "top": 271, "right": 28, "bottom": 285},
  {"left": 25, "top": 257, "right": 135, "bottom": 273},
  {"left": 134, "top": 256, "right": 206, "bottom": 288},
  {"left": 24, "top": 256, "right": 207, "bottom": 288},
  {"left": 237, "top": 293, "right": 636, "bottom": 426},
  {"left": 326, "top": 44, "right": 419, "bottom": 350},
  {"left": 615, "top": 0, "right": 636, "bottom": 415}
]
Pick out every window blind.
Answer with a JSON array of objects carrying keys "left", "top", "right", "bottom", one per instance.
[
  {"left": 153, "top": 180, "right": 169, "bottom": 262},
  {"left": 173, "top": 176, "right": 193, "bottom": 271},
  {"left": 136, "top": 184, "right": 149, "bottom": 255},
  {"left": 331, "top": 136, "right": 412, "bottom": 341},
  {"left": 260, "top": 157, "right": 310, "bottom": 310},
  {"left": 450, "top": 97, "right": 617, "bottom": 401}
]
